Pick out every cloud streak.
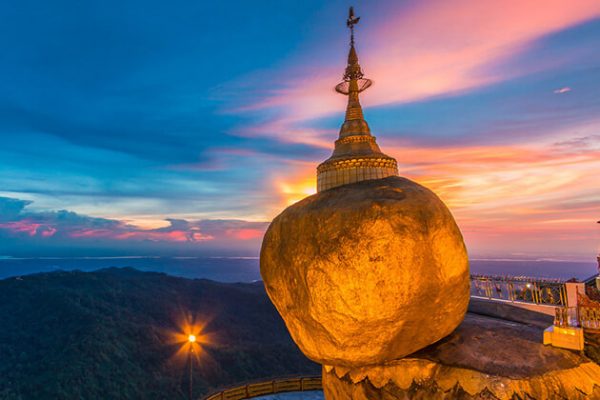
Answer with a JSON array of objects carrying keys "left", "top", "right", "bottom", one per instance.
[
  {"left": 554, "top": 87, "right": 572, "bottom": 94},
  {"left": 373, "top": 128, "right": 600, "bottom": 259},
  {"left": 0, "top": 197, "right": 268, "bottom": 257}
]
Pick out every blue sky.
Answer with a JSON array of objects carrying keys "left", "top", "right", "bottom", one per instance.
[{"left": 1, "top": 0, "right": 599, "bottom": 259}]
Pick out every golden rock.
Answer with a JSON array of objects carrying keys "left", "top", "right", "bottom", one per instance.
[{"left": 260, "top": 176, "right": 470, "bottom": 367}]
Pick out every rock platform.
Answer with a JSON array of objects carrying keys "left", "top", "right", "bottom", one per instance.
[{"left": 323, "top": 313, "right": 600, "bottom": 399}]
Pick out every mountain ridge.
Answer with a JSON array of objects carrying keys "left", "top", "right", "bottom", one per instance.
[{"left": 0, "top": 267, "right": 319, "bottom": 399}]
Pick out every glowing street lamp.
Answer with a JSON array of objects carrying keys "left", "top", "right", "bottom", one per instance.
[
  {"left": 188, "top": 333, "right": 196, "bottom": 400},
  {"left": 170, "top": 316, "right": 213, "bottom": 400}
]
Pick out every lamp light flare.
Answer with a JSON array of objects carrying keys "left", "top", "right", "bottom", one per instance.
[{"left": 168, "top": 317, "right": 212, "bottom": 361}]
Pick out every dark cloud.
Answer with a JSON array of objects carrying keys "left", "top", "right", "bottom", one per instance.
[
  {"left": 0, "top": 197, "right": 32, "bottom": 221},
  {"left": 0, "top": 197, "right": 267, "bottom": 257}
]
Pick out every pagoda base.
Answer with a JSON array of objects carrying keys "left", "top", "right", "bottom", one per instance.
[{"left": 322, "top": 313, "right": 600, "bottom": 399}]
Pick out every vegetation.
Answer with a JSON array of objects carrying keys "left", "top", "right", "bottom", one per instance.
[{"left": 0, "top": 268, "right": 319, "bottom": 399}]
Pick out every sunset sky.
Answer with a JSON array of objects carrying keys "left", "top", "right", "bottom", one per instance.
[{"left": 1, "top": 0, "right": 599, "bottom": 260}]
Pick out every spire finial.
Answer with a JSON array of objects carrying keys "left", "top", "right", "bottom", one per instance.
[
  {"left": 347, "top": 7, "right": 360, "bottom": 46},
  {"left": 336, "top": 7, "right": 371, "bottom": 93},
  {"left": 334, "top": 6, "right": 372, "bottom": 131}
]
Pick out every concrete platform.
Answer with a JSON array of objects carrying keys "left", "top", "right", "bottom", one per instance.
[
  {"left": 544, "top": 325, "right": 585, "bottom": 351},
  {"left": 323, "top": 313, "right": 600, "bottom": 399}
]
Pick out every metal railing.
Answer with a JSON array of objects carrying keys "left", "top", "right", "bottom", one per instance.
[
  {"left": 579, "top": 306, "right": 600, "bottom": 331},
  {"left": 554, "top": 305, "right": 600, "bottom": 332},
  {"left": 203, "top": 376, "right": 322, "bottom": 400},
  {"left": 554, "top": 306, "right": 579, "bottom": 328},
  {"left": 470, "top": 274, "right": 567, "bottom": 306}
]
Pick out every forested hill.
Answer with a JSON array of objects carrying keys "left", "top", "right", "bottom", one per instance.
[{"left": 0, "top": 268, "right": 319, "bottom": 399}]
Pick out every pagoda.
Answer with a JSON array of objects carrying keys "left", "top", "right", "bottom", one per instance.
[{"left": 316, "top": 7, "right": 398, "bottom": 192}]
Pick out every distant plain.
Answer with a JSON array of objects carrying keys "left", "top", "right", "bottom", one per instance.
[{"left": 0, "top": 256, "right": 596, "bottom": 281}]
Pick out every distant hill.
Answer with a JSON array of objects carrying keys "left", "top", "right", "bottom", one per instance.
[{"left": 0, "top": 268, "right": 319, "bottom": 399}]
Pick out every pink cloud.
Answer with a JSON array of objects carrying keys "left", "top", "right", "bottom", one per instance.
[
  {"left": 231, "top": 118, "right": 335, "bottom": 149},
  {"left": 0, "top": 220, "right": 58, "bottom": 238},
  {"left": 69, "top": 229, "right": 115, "bottom": 239},
  {"left": 554, "top": 87, "right": 572, "bottom": 94},
  {"left": 233, "top": 0, "right": 600, "bottom": 138},
  {"left": 41, "top": 227, "right": 57, "bottom": 237},
  {"left": 0, "top": 221, "right": 42, "bottom": 236},
  {"left": 225, "top": 228, "right": 264, "bottom": 240},
  {"left": 366, "top": 0, "right": 598, "bottom": 107}
]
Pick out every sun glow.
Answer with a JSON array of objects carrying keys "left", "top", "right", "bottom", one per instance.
[{"left": 278, "top": 177, "right": 317, "bottom": 206}]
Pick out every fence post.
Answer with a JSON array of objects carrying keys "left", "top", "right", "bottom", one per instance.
[{"left": 564, "top": 282, "right": 585, "bottom": 307}]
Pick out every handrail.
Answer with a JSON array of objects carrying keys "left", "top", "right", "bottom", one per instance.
[
  {"left": 470, "top": 274, "right": 565, "bottom": 284},
  {"left": 470, "top": 275, "right": 567, "bottom": 306},
  {"left": 202, "top": 376, "right": 322, "bottom": 400}
]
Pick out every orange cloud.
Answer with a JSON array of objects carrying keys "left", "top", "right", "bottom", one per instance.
[
  {"left": 271, "top": 161, "right": 317, "bottom": 208},
  {"left": 396, "top": 134, "right": 600, "bottom": 258},
  {"left": 268, "top": 126, "right": 600, "bottom": 258}
]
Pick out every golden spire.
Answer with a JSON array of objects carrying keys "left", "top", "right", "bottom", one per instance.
[
  {"left": 335, "top": 6, "right": 372, "bottom": 137},
  {"left": 316, "top": 7, "right": 398, "bottom": 192}
]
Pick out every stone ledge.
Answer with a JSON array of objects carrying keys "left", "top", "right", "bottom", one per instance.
[
  {"left": 322, "top": 313, "right": 600, "bottom": 399},
  {"left": 324, "top": 361, "right": 600, "bottom": 399}
]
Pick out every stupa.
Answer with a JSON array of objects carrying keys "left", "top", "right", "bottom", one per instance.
[
  {"left": 316, "top": 7, "right": 398, "bottom": 192},
  {"left": 261, "top": 7, "right": 470, "bottom": 368}
]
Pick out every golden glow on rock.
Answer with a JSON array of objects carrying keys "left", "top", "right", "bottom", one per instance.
[{"left": 261, "top": 176, "right": 470, "bottom": 367}]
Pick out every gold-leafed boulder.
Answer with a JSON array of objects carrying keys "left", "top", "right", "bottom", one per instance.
[{"left": 260, "top": 176, "right": 470, "bottom": 367}]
